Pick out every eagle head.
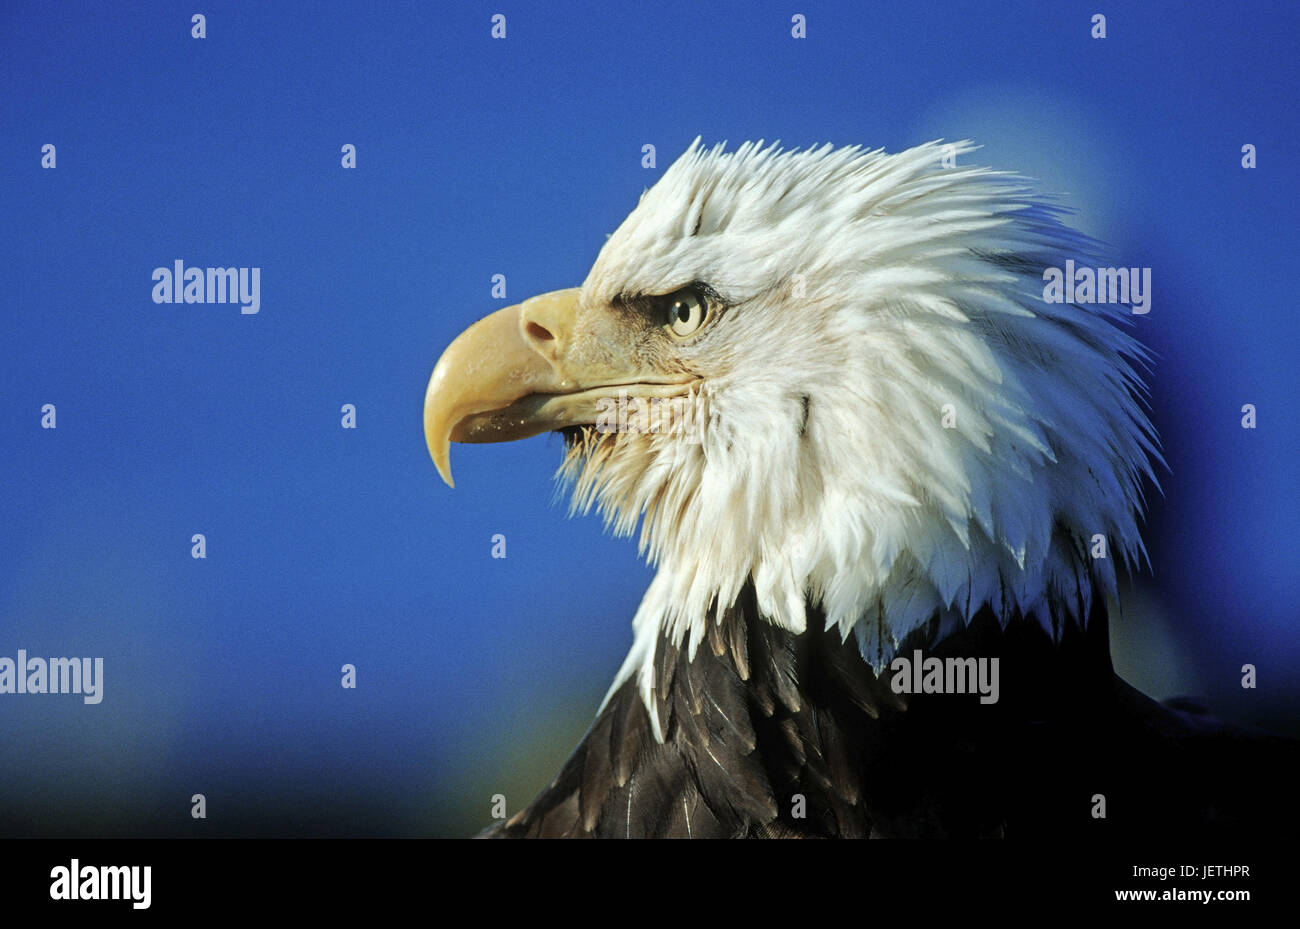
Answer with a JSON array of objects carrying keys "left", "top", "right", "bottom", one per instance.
[{"left": 424, "top": 139, "right": 1160, "bottom": 732}]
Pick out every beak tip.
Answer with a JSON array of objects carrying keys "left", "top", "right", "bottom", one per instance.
[
  {"left": 430, "top": 441, "right": 455, "bottom": 488},
  {"left": 425, "top": 372, "right": 456, "bottom": 488}
]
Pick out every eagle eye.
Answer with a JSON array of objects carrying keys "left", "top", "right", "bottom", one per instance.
[{"left": 662, "top": 287, "right": 710, "bottom": 339}]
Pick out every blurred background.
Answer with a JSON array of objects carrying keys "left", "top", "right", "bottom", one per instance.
[{"left": 1, "top": 0, "right": 1296, "bottom": 837}]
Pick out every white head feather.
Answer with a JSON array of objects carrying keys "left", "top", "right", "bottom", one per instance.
[{"left": 560, "top": 139, "right": 1161, "bottom": 736}]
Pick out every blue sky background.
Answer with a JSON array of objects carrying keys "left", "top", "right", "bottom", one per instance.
[{"left": 1, "top": 1, "right": 1296, "bottom": 836}]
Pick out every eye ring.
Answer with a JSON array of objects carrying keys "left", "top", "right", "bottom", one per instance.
[{"left": 663, "top": 288, "right": 710, "bottom": 339}]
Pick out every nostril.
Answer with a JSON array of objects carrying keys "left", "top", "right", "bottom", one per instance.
[{"left": 525, "top": 321, "right": 556, "bottom": 344}]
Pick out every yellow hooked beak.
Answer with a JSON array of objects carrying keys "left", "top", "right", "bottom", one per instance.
[{"left": 423, "top": 288, "right": 696, "bottom": 487}]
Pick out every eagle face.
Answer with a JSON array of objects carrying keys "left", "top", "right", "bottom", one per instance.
[{"left": 425, "top": 139, "right": 1160, "bottom": 717}]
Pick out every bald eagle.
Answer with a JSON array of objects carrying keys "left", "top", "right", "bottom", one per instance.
[{"left": 424, "top": 139, "right": 1297, "bottom": 838}]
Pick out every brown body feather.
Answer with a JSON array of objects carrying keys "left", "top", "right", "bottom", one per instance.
[{"left": 483, "top": 586, "right": 1299, "bottom": 838}]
